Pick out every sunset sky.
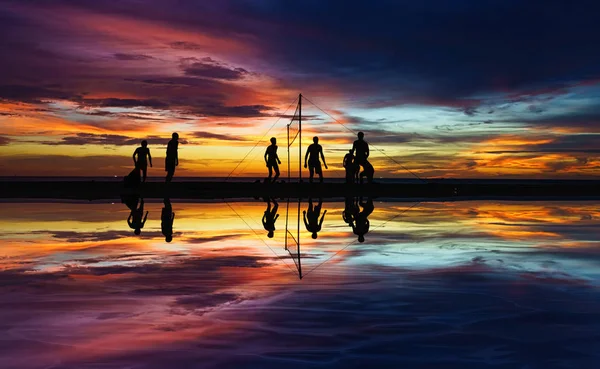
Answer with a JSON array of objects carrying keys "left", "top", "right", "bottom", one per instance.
[{"left": 0, "top": 0, "right": 599, "bottom": 178}]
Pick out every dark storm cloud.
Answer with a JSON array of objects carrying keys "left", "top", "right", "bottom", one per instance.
[{"left": 114, "top": 53, "right": 154, "bottom": 61}]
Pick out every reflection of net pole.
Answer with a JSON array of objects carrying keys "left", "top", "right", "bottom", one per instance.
[
  {"left": 298, "top": 93, "right": 302, "bottom": 183},
  {"left": 297, "top": 198, "right": 302, "bottom": 279},
  {"left": 284, "top": 198, "right": 289, "bottom": 251}
]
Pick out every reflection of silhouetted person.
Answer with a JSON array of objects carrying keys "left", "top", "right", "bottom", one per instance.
[
  {"left": 161, "top": 198, "right": 175, "bottom": 242},
  {"left": 304, "top": 136, "right": 328, "bottom": 183},
  {"left": 262, "top": 197, "right": 279, "bottom": 238},
  {"left": 342, "top": 196, "right": 358, "bottom": 225},
  {"left": 264, "top": 137, "right": 281, "bottom": 183},
  {"left": 351, "top": 132, "right": 374, "bottom": 184},
  {"left": 352, "top": 197, "right": 374, "bottom": 243},
  {"left": 165, "top": 133, "right": 179, "bottom": 183},
  {"left": 127, "top": 197, "right": 148, "bottom": 235},
  {"left": 303, "top": 197, "right": 327, "bottom": 239},
  {"left": 133, "top": 140, "right": 153, "bottom": 182},
  {"left": 343, "top": 150, "right": 357, "bottom": 184}
]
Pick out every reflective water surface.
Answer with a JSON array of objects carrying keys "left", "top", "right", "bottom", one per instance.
[{"left": 1, "top": 199, "right": 599, "bottom": 368}]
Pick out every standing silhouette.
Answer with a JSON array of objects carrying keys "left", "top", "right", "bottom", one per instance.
[
  {"left": 264, "top": 137, "right": 281, "bottom": 183},
  {"left": 303, "top": 197, "right": 327, "bottom": 239},
  {"left": 351, "top": 132, "right": 374, "bottom": 184},
  {"left": 351, "top": 197, "right": 374, "bottom": 243},
  {"left": 161, "top": 197, "right": 175, "bottom": 242},
  {"left": 133, "top": 140, "right": 152, "bottom": 182},
  {"left": 165, "top": 133, "right": 179, "bottom": 183},
  {"left": 127, "top": 197, "right": 148, "bottom": 235},
  {"left": 262, "top": 197, "right": 279, "bottom": 238},
  {"left": 343, "top": 149, "right": 357, "bottom": 184},
  {"left": 304, "top": 136, "right": 328, "bottom": 183}
]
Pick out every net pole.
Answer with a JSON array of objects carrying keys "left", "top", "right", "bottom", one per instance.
[
  {"left": 298, "top": 93, "right": 302, "bottom": 183},
  {"left": 287, "top": 124, "right": 294, "bottom": 183}
]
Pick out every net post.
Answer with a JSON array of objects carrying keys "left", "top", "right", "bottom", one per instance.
[
  {"left": 287, "top": 123, "right": 294, "bottom": 183},
  {"left": 298, "top": 93, "right": 302, "bottom": 183}
]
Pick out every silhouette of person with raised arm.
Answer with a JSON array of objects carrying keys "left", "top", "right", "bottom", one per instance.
[
  {"left": 127, "top": 197, "right": 148, "bottom": 235},
  {"left": 264, "top": 137, "right": 281, "bottom": 183},
  {"left": 304, "top": 136, "right": 328, "bottom": 183},
  {"left": 133, "top": 140, "right": 152, "bottom": 182},
  {"left": 161, "top": 197, "right": 175, "bottom": 242},
  {"left": 351, "top": 132, "right": 374, "bottom": 184},
  {"left": 343, "top": 149, "right": 357, "bottom": 184},
  {"left": 303, "top": 197, "right": 327, "bottom": 239},
  {"left": 352, "top": 197, "right": 374, "bottom": 243},
  {"left": 262, "top": 197, "right": 279, "bottom": 238},
  {"left": 165, "top": 133, "right": 179, "bottom": 183}
]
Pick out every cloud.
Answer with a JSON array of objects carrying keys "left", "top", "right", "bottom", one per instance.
[
  {"left": 169, "top": 41, "right": 203, "bottom": 50},
  {"left": 191, "top": 131, "right": 247, "bottom": 141},
  {"left": 0, "top": 84, "right": 80, "bottom": 103},
  {"left": 484, "top": 134, "right": 600, "bottom": 154},
  {"left": 80, "top": 98, "right": 169, "bottom": 109},
  {"left": 186, "top": 104, "right": 272, "bottom": 117},
  {"left": 181, "top": 57, "right": 249, "bottom": 80},
  {"left": 38, "top": 133, "right": 186, "bottom": 146},
  {"left": 114, "top": 53, "right": 154, "bottom": 61},
  {"left": 0, "top": 136, "right": 11, "bottom": 145}
]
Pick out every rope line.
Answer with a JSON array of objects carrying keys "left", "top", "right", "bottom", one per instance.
[
  {"left": 224, "top": 201, "right": 297, "bottom": 277},
  {"left": 301, "top": 95, "right": 427, "bottom": 183},
  {"left": 225, "top": 96, "right": 298, "bottom": 181},
  {"left": 301, "top": 201, "right": 421, "bottom": 278}
]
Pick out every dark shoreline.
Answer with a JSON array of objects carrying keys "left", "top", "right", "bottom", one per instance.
[{"left": 1, "top": 180, "right": 598, "bottom": 200}]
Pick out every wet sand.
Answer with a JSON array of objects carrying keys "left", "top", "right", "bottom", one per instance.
[{"left": 1, "top": 179, "right": 598, "bottom": 200}]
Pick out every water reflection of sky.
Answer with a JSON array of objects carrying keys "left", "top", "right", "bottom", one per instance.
[{"left": 1, "top": 200, "right": 599, "bottom": 368}]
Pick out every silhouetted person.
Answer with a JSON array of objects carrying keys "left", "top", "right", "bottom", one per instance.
[
  {"left": 127, "top": 197, "right": 148, "bottom": 235},
  {"left": 303, "top": 197, "right": 327, "bottom": 239},
  {"left": 262, "top": 197, "right": 279, "bottom": 238},
  {"left": 342, "top": 196, "right": 358, "bottom": 225},
  {"left": 351, "top": 132, "right": 374, "bottom": 184},
  {"left": 161, "top": 197, "right": 175, "bottom": 242},
  {"left": 304, "top": 136, "right": 328, "bottom": 183},
  {"left": 133, "top": 140, "right": 153, "bottom": 182},
  {"left": 352, "top": 197, "right": 374, "bottom": 243},
  {"left": 264, "top": 137, "right": 281, "bottom": 183},
  {"left": 165, "top": 133, "right": 179, "bottom": 183},
  {"left": 343, "top": 150, "right": 357, "bottom": 184}
]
